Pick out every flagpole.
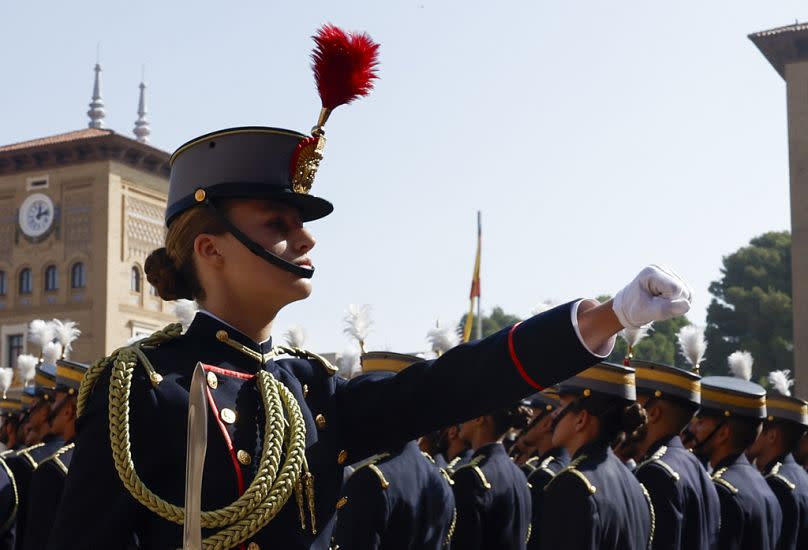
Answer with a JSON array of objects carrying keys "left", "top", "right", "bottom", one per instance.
[{"left": 475, "top": 211, "right": 482, "bottom": 341}]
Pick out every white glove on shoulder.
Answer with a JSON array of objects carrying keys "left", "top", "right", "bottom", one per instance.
[{"left": 612, "top": 265, "right": 692, "bottom": 328}]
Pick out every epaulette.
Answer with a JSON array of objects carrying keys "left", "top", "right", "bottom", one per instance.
[
  {"left": 452, "top": 455, "right": 491, "bottom": 490},
  {"left": 421, "top": 451, "right": 436, "bottom": 465},
  {"left": 446, "top": 455, "right": 463, "bottom": 474},
  {"left": 421, "top": 451, "right": 454, "bottom": 486},
  {"left": 355, "top": 453, "right": 391, "bottom": 490},
  {"left": 0, "top": 457, "right": 18, "bottom": 534},
  {"left": 545, "top": 454, "right": 596, "bottom": 495},
  {"left": 537, "top": 454, "right": 560, "bottom": 477},
  {"left": 639, "top": 482, "right": 656, "bottom": 548},
  {"left": 711, "top": 467, "right": 739, "bottom": 494},
  {"left": 765, "top": 462, "right": 796, "bottom": 491},
  {"left": 636, "top": 445, "right": 680, "bottom": 482},
  {"left": 42, "top": 443, "right": 76, "bottom": 476},
  {"left": 17, "top": 442, "right": 45, "bottom": 469},
  {"left": 0, "top": 449, "right": 14, "bottom": 459},
  {"left": 524, "top": 456, "right": 540, "bottom": 469}
]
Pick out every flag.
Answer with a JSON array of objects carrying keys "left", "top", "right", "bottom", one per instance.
[{"left": 463, "top": 212, "right": 482, "bottom": 342}]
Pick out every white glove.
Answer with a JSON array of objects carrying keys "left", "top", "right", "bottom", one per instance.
[{"left": 612, "top": 265, "right": 692, "bottom": 328}]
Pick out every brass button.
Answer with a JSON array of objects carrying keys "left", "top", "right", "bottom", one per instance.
[
  {"left": 216, "top": 330, "right": 229, "bottom": 342},
  {"left": 654, "top": 390, "right": 662, "bottom": 398},
  {"left": 221, "top": 408, "right": 237, "bottom": 424},
  {"left": 247, "top": 543, "right": 259, "bottom": 550},
  {"left": 337, "top": 450, "right": 348, "bottom": 465},
  {"left": 206, "top": 372, "right": 218, "bottom": 390},
  {"left": 315, "top": 414, "right": 327, "bottom": 429},
  {"left": 336, "top": 496, "right": 348, "bottom": 510},
  {"left": 194, "top": 188, "right": 207, "bottom": 202},
  {"left": 237, "top": 450, "right": 252, "bottom": 466}
]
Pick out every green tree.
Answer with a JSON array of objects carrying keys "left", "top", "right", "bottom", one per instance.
[
  {"left": 607, "top": 317, "right": 692, "bottom": 366},
  {"left": 703, "top": 231, "right": 792, "bottom": 377},
  {"left": 457, "top": 306, "right": 522, "bottom": 339}
]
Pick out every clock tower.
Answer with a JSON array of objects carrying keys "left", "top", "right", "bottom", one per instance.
[{"left": 0, "top": 127, "right": 173, "bottom": 367}]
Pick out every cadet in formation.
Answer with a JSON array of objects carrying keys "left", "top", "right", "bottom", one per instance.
[
  {"left": 47, "top": 24, "right": 692, "bottom": 550},
  {"left": 523, "top": 389, "right": 569, "bottom": 550},
  {"left": 0, "top": 394, "right": 22, "bottom": 550},
  {"left": 451, "top": 403, "right": 532, "bottom": 549},
  {"left": 745, "top": 370, "right": 808, "bottom": 550},
  {"left": 631, "top": 360, "right": 720, "bottom": 550},
  {"left": 538, "top": 362, "right": 654, "bottom": 550},
  {"left": 332, "top": 352, "right": 456, "bottom": 550},
  {"left": 687, "top": 371, "right": 782, "bottom": 550}
]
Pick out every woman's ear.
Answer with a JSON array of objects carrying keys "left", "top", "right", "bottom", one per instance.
[
  {"left": 194, "top": 234, "right": 224, "bottom": 267},
  {"left": 574, "top": 409, "right": 590, "bottom": 433}
]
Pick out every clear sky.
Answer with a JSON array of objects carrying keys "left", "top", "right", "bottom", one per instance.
[{"left": 0, "top": 1, "right": 802, "bottom": 355}]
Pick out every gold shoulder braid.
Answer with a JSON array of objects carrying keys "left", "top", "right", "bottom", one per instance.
[
  {"left": 639, "top": 482, "right": 656, "bottom": 548},
  {"left": 0, "top": 457, "right": 18, "bottom": 534},
  {"left": 76, "top": 323, "right": 312, "bottom": 550}
]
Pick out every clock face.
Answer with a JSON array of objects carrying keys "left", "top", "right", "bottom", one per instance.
[{"left": 18, "top": 193, "right": 55, "bottom": 238}]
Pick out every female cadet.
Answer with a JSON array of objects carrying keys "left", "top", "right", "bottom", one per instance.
[
  {"left": 48, "top": 25, "right": 691, "bottom": 550},
  {"left": 451, "top": 403, "right": 533, "bottom": 549},
  {"left": 538, "top": 363, "right": 655, "bottom": 550}
]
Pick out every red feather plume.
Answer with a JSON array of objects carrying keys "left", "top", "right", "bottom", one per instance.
[{"left": 312, "top": 24, "right": 379, "bottom": 110}]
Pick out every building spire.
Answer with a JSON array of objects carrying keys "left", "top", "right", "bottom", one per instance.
[
  {"left": 87, "top": 57, "right": 106, "bottom": 129},
  {"left": 133, "top": 69, "right": 151, "bottom": 143}
]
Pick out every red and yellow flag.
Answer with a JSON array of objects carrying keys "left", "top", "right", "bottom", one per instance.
[{"left": 463, "top": 212, "right": 482, "bottom": 342}]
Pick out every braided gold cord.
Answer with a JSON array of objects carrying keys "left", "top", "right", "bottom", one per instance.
[{"left": 76, "top": 323, "right": 309, "bottom": 550}]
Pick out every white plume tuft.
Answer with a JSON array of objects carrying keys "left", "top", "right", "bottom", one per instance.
[
  {"left": 768, "top": 369, "right": 793, "bottom": 396},
  {"left": 42, "top": 341, "right": 62, "bottom": 366},
  {"left": 27, "top": 319, "right": 55, "bottom": 348},
  {"left": 620, "top": 323, "right": 653, "bottom": 348},
  {"left": 126, "top": 335, "right": 147, "bottom": 346},
  {"left": 343, "top": 304, "right": 373, "bottom": 353},
  {"left": 426, "top": 322, "right": 458, "bottom": 356},
  {"left": 172, "top": 300, "right": 198, "bottom": 331},
  {"left": 284, "top": 325, "right": 306, "bottom": 348},
  {"left": 336, "top": 349, "right": 361, "bottom": 379},
  {"left": 530, "top": 300, "right": 558, "bottom": 316},
  {"left": 677, "top": 325, "right": 707, "bottom": 371},
  {"left": 51, "top": 319, "right": 81, "bottom": 357},
  {"left": 16, "top": 354, "right": 38, "bottom": 386},
  {"left": 727, "top": 351, "right": 753, "bottom": 381},
  {"left": 0, "top": 368, "right": 12, "bottom": 399}
]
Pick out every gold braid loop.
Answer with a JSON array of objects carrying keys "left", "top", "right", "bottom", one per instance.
[
  {"left": 272, "top": 345, "right": 338, "bottom": 376},
  {"left": 78, "top": 323, "right": 309, "bottom": 550}
]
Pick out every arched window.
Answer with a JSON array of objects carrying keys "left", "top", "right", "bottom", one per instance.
[
  {"left": 70, "top": 262, "right": 86, "bottom": 289},
  {"left": 148, "top": 283, "right": 158, "bottom": 297},
  {"left": 44, "top": 265, "right": 58, "bottom": 291},
  {"left": 0, "top": 271, "right": 6, "bottom": 296},
  {"left": 130, "top": 266, "right": 141, "bottom": 293},
  {"left": 19, "top": 268, "right": 32, "bottom": 295}
]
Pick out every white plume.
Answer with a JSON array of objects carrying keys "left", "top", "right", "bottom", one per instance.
[
  {"left": 336, "top": 349, "right": 361, "bottom": 379},
  {"left": 620, "top": 323, "right": 653, "bottom": 348},
  {"left": 727, "top": 351, "right": 753, "bottom": 381},
  {"left": 42, "top": 341, "right": 62, "bottom": 366},
  {"left": 426, "top": 322, "right": 458, "bottom": 356},
  {"left": 0, "top": 368, "right": 13, "bottom": 399},
  {"left": 127, "top": 335, "right": 147, "bottom": 346},
  {"left": 284, "top": 325, "right": 306, "bottom": 348},
  {"left": 343, "top": 304, "right": 373, "bottom": 353},
  {"left": 677, "top": 325, "right": 707, "bottom": 372},
  {"left": 530, "top": 300, "right": 558, "bottom": 316},
  {"left": 172, "top": 300, "right": 198, "bottom": 331},
  {"left": 27, "top": 319, "right": 55, "bottom": 348},
  {"left": 51, "top": 319, "right": 81, "bottom": 357},
  {"left": 768, "top": 369, "right": 793, "bottom": 396},
  {"left": 16, "top": 354, "right": 38, "bottom": 386}
]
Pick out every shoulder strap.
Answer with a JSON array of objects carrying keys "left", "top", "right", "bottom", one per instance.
[
  {"left": 545, "top": 454, "right": 596, "bottom": 495},
  {"left": 765, "top": 462, "right": 796, "bottom": 491},
  {"left": 355, "top": 453, "right": 392, "bottom": 490},
  {"left": 17, "top": 442, "right": 46, "bottom": 469},
  {"left": 0, "top": 457, "right": 18, "bottom": 535},
  {"left": 711, "top": 467, "right": 739, "bottom": 494},
  {"left": 452, "top": 455, "right": 491, "bottom": 490},
  {"left": 636, "top": 445, "right": 680, "bottom": 482}
]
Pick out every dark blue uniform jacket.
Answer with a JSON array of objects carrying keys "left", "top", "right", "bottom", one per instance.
[{"left": 762, "top": 453, "right": 808, "bottom": 550}]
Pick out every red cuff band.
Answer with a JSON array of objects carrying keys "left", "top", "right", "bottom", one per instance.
[{"left": 508, "top": 322, "right": 544, "bottom": 390}]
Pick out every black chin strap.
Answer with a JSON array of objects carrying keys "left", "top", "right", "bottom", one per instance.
[
  {"left": 205, "top": 200, "right": 314, "bottom": 279},
  {"left": 686, "top": 419, "right": 725, "bottom": 452}
]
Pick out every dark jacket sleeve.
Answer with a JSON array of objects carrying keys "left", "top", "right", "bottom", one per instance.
[
  {"left": 526, "top": 469, "right": 553, "bottom": 550},
  {"left": 767, "top": 477, "right": 797, "bottom": 550},
  {"left": 715, "top": 484, "right": 744, "bottom": 550},
  {"left": 336, "top": 303, "right": 601, "bottom": 459},
  {"left": 636, "top": 463, "right": 683, "bottom": 550},
  {"left": 23, "top": 462, "right": 63, "bottom": 550},
  {"left": 332, "top": 467, "right": 388, "bottom": 550},
  {"left": 450, "top": 467, "right": 488, "bottom": 550},
  {"left": 47, "top": 372, "right": 142, "bottom": 550},
  {"left": 538, "top": 472, "right": 599, "bottom": 550}
]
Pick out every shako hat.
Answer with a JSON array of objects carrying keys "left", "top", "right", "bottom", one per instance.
[
  {"left": 558, "top": 362, "right": 636, "bottom": 402},
  {"left": 521, "top": 386, "right": 561, "bottom": 413},
  {"left": 700, "top": 351, "right": 766, "bottom": 419},
  {"left": 632, "top": 360, "right": 701, "bottom": 406},
  {"left": 765, "top": 370, "right": 808, "bottom": 427},
  {"left": 360, "top": 351, "right": 421, "bottom": 374}
]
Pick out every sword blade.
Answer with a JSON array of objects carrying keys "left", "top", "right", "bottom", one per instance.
[{"left": 182, "top": 362, "right": 208, "bottom": 550}]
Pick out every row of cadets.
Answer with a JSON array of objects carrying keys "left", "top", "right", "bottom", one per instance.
[
  {"left": 22, "top": 353, "right": 88, "bottom": 550},
  {"left": 450, "top": 402, "right": 533, "bottom": 549},
  {"left": 332, "top": 352, "right": 456, "bottom": 550},
  {"left": 0, "top": 385, "right": 21, "bottom": 549},
  {"left": 536, "top": 362, "right": 655, "bottom": 550},
  {"left": 746, "top": 369, "right": 808, "bottom": 550}
]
